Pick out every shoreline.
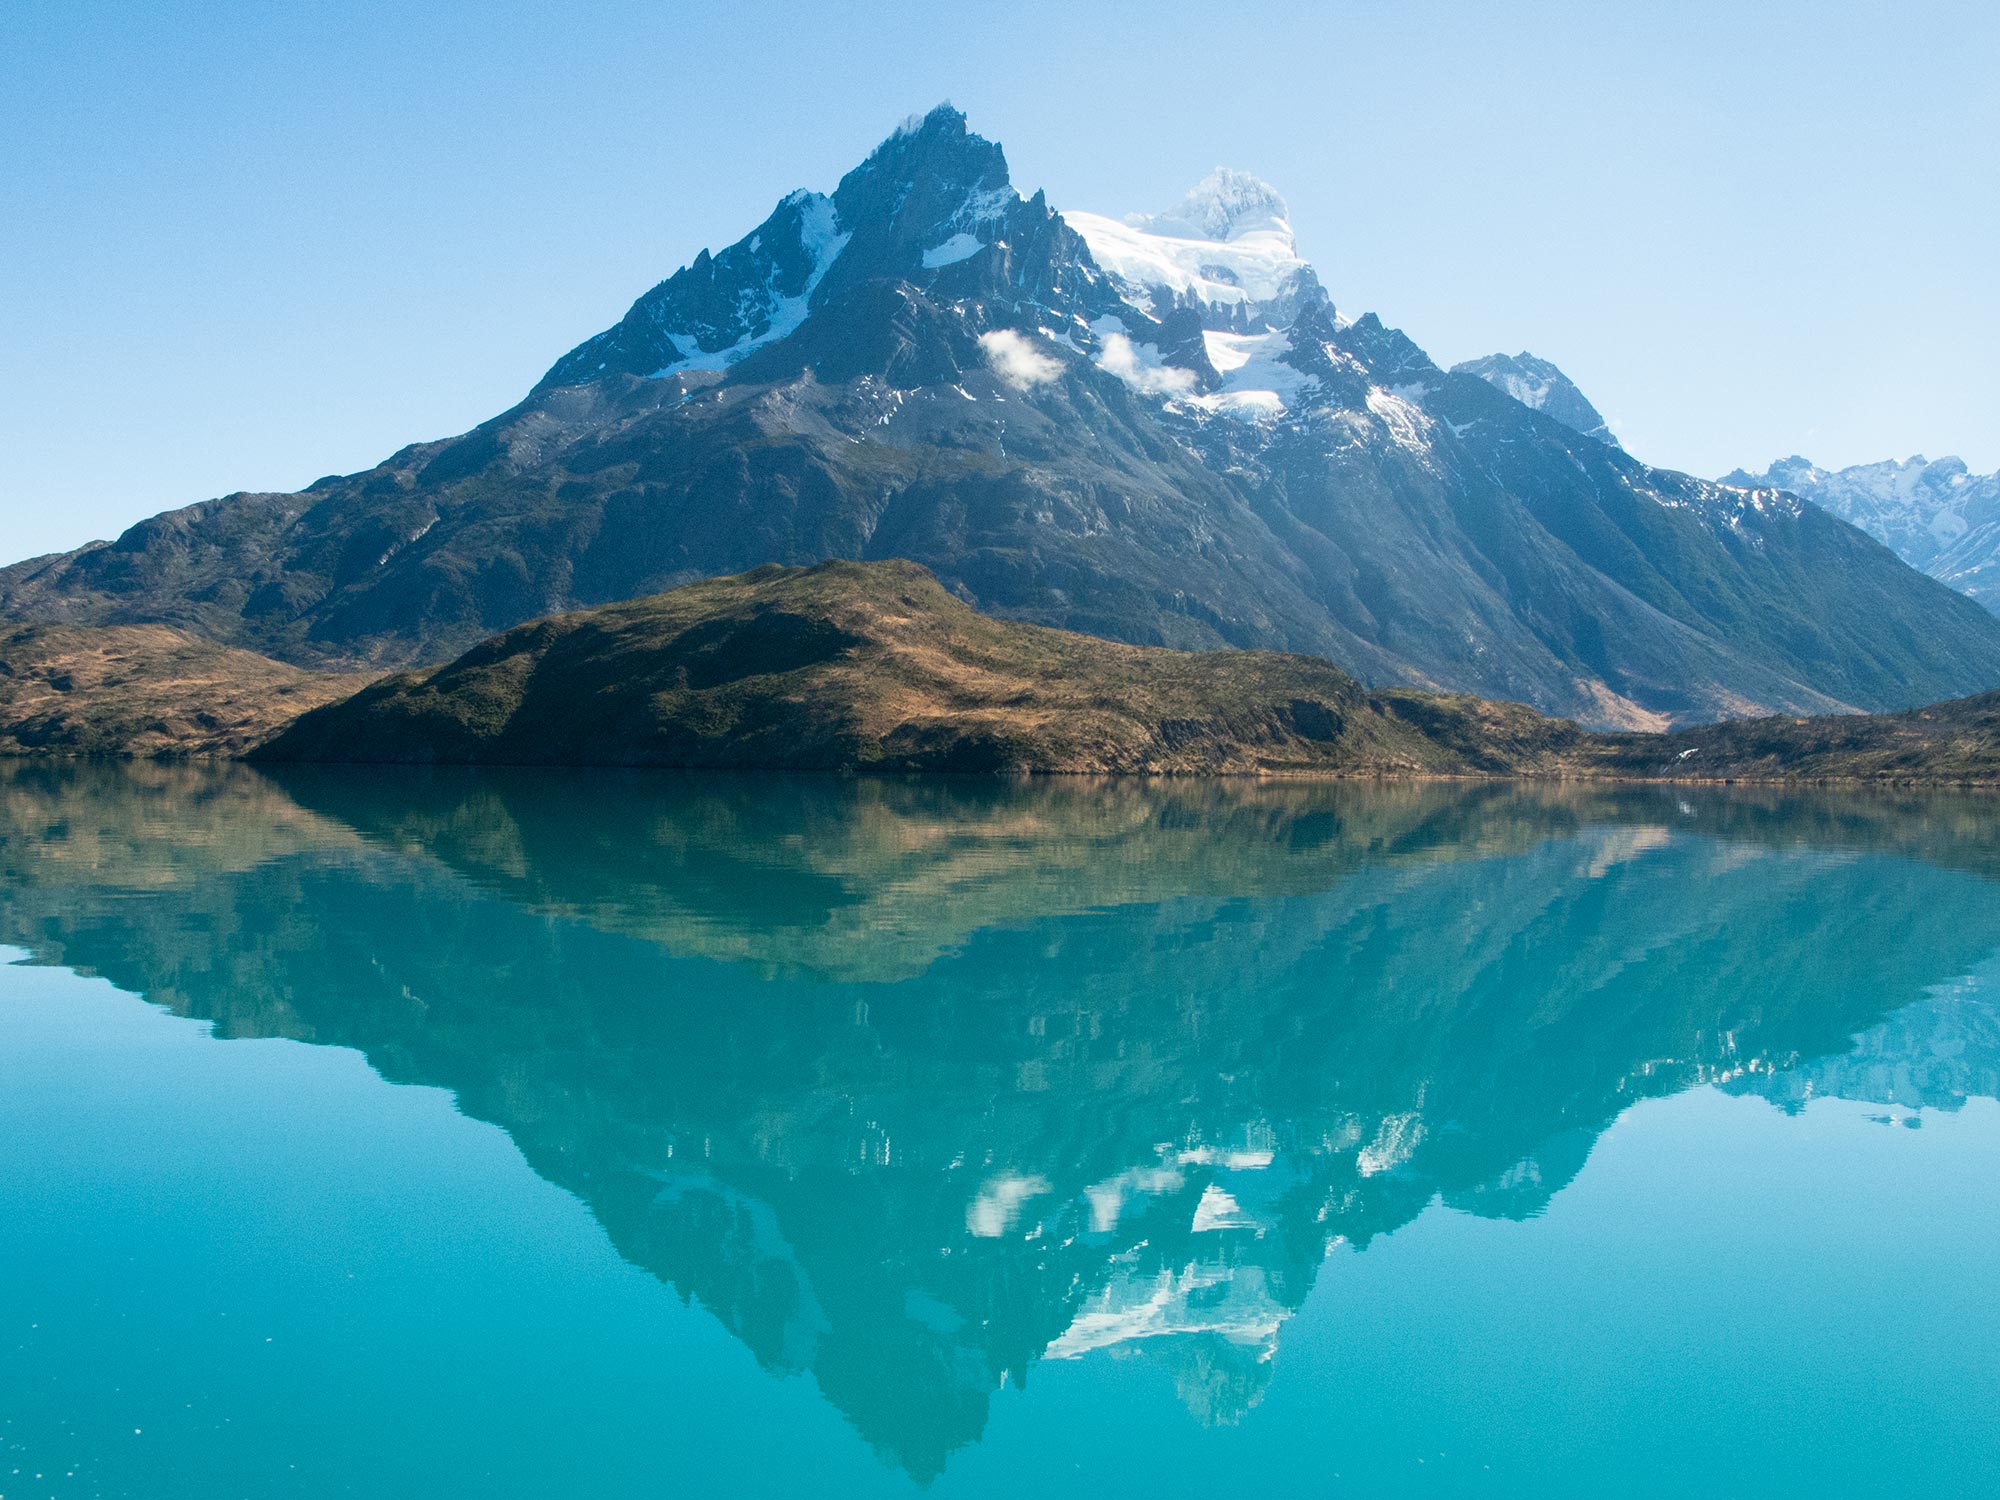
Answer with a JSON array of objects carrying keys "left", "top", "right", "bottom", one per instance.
[{"left": 6, "top": 748, "right": 1999, "bottom": 791}]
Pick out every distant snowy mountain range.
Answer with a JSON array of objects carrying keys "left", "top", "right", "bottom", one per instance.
[
  {"left": 6, "top": 104, "right": 2000, "bottom": 726},
  {"left": 1720, "top": 455, "right": 2000, "bottom": 614},
  {"left": 1443, "top": 354, "right": 2000, "bottom": 619}
]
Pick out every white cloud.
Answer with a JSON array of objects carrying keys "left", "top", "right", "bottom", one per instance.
[
  {"left": 977, "top": 329, "right": 1063, "bottom": 391},
  {"left": 1094, "top": 332, "right": 1196, "bottom": 397}
]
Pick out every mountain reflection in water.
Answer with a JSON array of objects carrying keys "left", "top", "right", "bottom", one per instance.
[{"left": 3, "top": 763, "right": 1997, "bottom": 1480}]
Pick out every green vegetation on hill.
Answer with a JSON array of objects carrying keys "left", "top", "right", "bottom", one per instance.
[
  {"left": 1582, "top": 692, "right": 2000, "bottom": 783},
  {"left": 253, "top": 560, "right": 2000, "bottom": 782}
]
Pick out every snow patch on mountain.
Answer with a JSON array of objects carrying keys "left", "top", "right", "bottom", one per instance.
[
  {"left": 1067, "top": 169, "right": 1319, "bottom": 330},
  {"left": 1188, "top": 329, "right": 1317, "bottom": 421},
  {"left": 921, "top": 232, "right": 984, "bottom": 268},
  {"left": 647, "top": 195, "right": 850, "bottom": 377},
  {"left": 1452, "top": 352, "right": 1620, "bottom": 448},
  {"left": 1495, "top": 370, "right": 1554, "bottom": 407},
  {"left": 1366, "top": 385, "right": 1434, "bottom": 451}
]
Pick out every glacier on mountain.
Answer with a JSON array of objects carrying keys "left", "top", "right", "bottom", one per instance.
[
  {"left": 1066, "top": 169, "right": 1324, "bottom": 333},
  {"left": 1189, "top": 329, "right": 1317, "bottom": 419}
]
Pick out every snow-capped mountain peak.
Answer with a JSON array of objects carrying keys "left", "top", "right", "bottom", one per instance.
[
  {"left": 1451, "top": 352, "right": 1621, "bottom": 448},
  {"left": 539, "top": 106, "right": 1131, "bottom": 388},
  {"left": 1722, "top": 454, "right": 1977, "bottom": 545},
  {"left": 16, "top": 104, "right": 2000, "bottom": 737},
  {"left": 1066, "top": 170, "right": 1327, "bottom": 335},
  {"left": 1137, "top": 167, "right": 1294, "bottom": 245}
]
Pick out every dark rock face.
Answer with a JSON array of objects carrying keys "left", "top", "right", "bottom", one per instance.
[
  {"left": 537, "top": 107, "right": 1126, "bottom": 390},
  {"left": 8, "top": 105, "right": 2000, "bottom": 728}
]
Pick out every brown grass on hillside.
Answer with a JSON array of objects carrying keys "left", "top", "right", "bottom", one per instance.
[{"left": 0, "top": 623, "right": 369, "bottom": 757}]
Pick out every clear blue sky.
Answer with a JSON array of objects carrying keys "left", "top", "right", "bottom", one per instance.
[{"left": 4, "top": 0, "right": 1995, "bottom": 564}]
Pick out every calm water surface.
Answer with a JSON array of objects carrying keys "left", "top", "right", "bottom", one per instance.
[{"left": 2, "top": 764, "right": 1997, "bottom": 1498}]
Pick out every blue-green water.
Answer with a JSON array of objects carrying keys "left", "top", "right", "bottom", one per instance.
[{"left": 2, "top": 764, "right": 1997, "bottom": 1498}]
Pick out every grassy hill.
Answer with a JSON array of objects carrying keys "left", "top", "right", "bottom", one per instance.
[
  {"left": 255, "top": 560, "right": 1555, "bottom": 775},
  {"left": 4, "top": 561, "right": 1995, "bottom": 783},
  {"left": 0, "top": 623, "right": 368, "bottom": 757}
]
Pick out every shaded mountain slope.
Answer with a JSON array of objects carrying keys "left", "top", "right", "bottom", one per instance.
[
  {"left": 6, "top": 108, "right": 2000, "bottom": 727},
  {"left": 1722, "top": 454, "right": 2000, "bottom": 614}
]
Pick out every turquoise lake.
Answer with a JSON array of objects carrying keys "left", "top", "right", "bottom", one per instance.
[{"left": 2, "top": 763, "right": 1997, "bottom": 1497}]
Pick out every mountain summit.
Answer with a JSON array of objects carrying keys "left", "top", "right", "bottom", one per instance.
[
  {"left": 1064, "top": 170, "right": 1325, "bottom": 335},
  {"left": 5, "top": 108, "right": 2000, "bottom": 727},
  {"left": 1453, "top": 352, "right": 1621, "bottom": 448},
  {"left": 539, "top": 104, "right": 1125, "bottom": 389},
  {"left": 1146, "top": 168, "right": 1294, "bottom": 241}
]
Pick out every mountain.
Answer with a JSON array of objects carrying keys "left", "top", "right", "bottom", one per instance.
[
  {"left": 1451, "top": 351, "right": 1621, "bottom": 447},
  {"left": 1720, "top": 455, "right": 2000, "bottom": 614},
  {"left": 7, "top": 105, "right": 2000, "bottom": 728},
  {"left": 1062, "top": 167, "right": 1330, "bottom": 336}
]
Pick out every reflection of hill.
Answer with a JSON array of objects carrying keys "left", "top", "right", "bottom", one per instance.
[
  {"left": 263, "top": 767, "right": 1582, "bottom": 982},
  {"left": 3, "top": 763, "right": 1998, "bottom": 1478},
  {"left": 265, "top": 766, "right": 2000, "bottom": 980}
]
